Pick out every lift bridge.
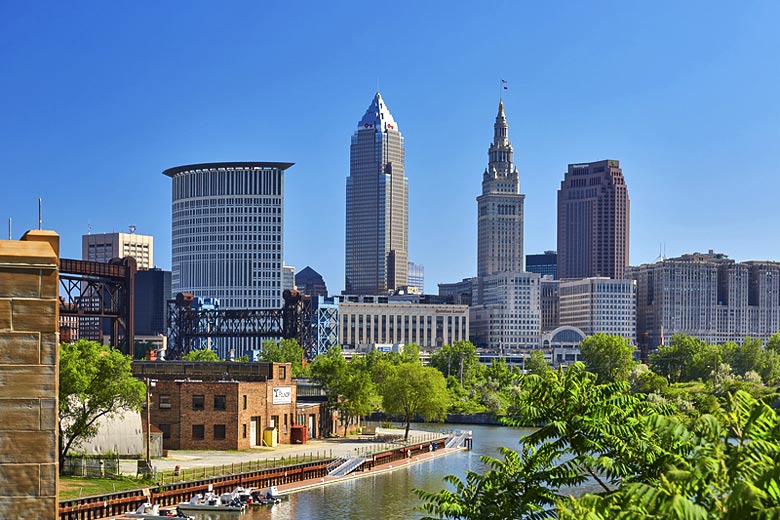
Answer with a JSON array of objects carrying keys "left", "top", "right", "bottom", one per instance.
[{"left": 166, "top": 290, "right": 315, "bottom": 360}]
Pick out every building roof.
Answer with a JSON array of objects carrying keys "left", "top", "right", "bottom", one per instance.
[
  {"left": 357, "top": 92, "right": 398, "bottom": 132},
  {"left": 163, "top": 162, "right": 295, "bottom": 177}
]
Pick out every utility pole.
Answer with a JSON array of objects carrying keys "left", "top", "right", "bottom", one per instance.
[{"left": 145, "top": 378, "right": 152, "bottom": 473}]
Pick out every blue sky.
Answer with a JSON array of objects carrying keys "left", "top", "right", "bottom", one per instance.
[{"left": 2, "top": 1, "right": 779, "bottom": 293}]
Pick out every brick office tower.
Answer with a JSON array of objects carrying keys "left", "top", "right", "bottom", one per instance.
[
  {"left": 557, "top": 160, "right": 630, "bottom": 279},
  {"left": 345, "top": 92, "right": 408, "bottom": 295},
  {"left": 0, "top": 230, "right": 60, "bottom": 519}
]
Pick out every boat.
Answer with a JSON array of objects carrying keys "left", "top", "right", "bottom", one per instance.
[
  {"left": 178, "top": 490, "right": 246, "bottom": 513},
  {"left": 123, "top": 502, "right": 194, "bottom": 519},
  {"left": 251, "top": 485, "right": 288, "bottom": 503}
]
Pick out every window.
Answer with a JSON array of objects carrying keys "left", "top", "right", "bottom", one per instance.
[
  {"left": 192, "top": 395, "right": 205, "bottom": 410},
  {"left": 242, "top": 424, "right": 247, "bottom": 439},
  {"left": 242, "top": 395, "right": 247, "bottom": 410},
  {"left": 214, "top": 424, "right": 226, "bottom": 440},
  {"left": 278, "top": 365, "right": 287, "bottom": 380},
  {"left": 192, "top": 425, "right": 205, "bottom": 440},
  {"left": 214, "top": 395, "right": 226, "bottom": 411},
  {"left": 158, "top": 394, "right": 171, "bottom": 409}
]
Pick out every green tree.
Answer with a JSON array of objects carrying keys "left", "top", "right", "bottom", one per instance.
[
  {"left": 524, "top": 349, "right": 551, "bottom": 376},
  {"left": 651, "top": 334, "right": 718, "bottom": 382},
  {"left": 429, "top": 341, "right": 483, "bottom": 388},
  {"left": 767, "top": 333, "right": 780, "bottom": 354},
  {"left": 59, "top": 340, "right": 146, "bottom": 470},
  {"left": 182, "top": 348, "right": 220, "bottom": 361},
  {"left": 259, "top": 338, "right": 305, "bottom": 377},
  {"left": 722, "top": 337, "right": 767, "bottom": 378},
  {"left": 381, "top": 363, "right": 450, "bottom": 440},
  {"left": 579, "top": 333, "right": 635, "bottom": 383}
]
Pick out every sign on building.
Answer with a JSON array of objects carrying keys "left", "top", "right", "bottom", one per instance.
[{"left": 272, "top": 386, "right": 292, "bottom": 404}]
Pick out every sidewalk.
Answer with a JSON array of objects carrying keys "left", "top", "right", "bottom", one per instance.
[{"left": 121, "top": 427, "right": 443, "bottom": 476}]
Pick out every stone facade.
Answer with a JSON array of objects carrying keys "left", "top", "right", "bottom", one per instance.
[{"left": 0, "top": 230, "right": 59, "bottom": 520}]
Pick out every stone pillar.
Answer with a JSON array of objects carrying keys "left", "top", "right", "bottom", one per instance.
[{"left": 0, "top": 230, "right": 59, "bottom": 519}]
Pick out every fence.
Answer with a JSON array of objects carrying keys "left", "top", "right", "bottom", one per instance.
[{"left": 62, "top": 457, "right": 121, "bottom": 477}]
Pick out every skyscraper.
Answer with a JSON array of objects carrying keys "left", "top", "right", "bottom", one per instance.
[
  {"left": 557, "top": 160, "right": 630, "bottom": 279},
  {"left": 164, "top": 161, "right": 293, "bottom": 309},
  {"left": 345, "top": 92, "right": 408, "bottom": 295},
  {"left": 477, "top": 100, "right": 525, "bottom": 278}
]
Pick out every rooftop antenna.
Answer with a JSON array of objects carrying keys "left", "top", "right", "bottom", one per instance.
[
  {"left": 129, "top": 225, "right": 137, "bottom": 234},
  {"left": 87, "top": 222, "right": 92, "bottom": 235},
  {"left": 7, "top": 217, "right": 11, "bottom": 240},
  {"left": 38, "top": 198, "right": 42, "bottom": 230}
]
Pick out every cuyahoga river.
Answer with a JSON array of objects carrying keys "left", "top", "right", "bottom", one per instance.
[{"left": 190, "top": 424, "right": 539, "bottom": 520}]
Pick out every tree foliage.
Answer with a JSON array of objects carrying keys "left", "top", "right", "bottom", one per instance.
[
  {"left": 259, "top": 338, "right": 306, "bottom": 377},
  {"left": 59, "top": 340, "right": 146, "bottom": 469},
  {"left": 525, "top": 349, "right": 551, "bottom": 376},
  {"left": 182, "top": 348, "right": 220, "bottom": 361},
  {"left": 579, "top": 333, "right": 635, "bottom": 383},
  {"left": 381, "top": 362, "right": 450, "bottom": 440},
  {"left": 429, "top": 341, "right": 483, "bottom": 388},
  {"left": 418, "top": 360, "right": 780, "bottom": 519}
]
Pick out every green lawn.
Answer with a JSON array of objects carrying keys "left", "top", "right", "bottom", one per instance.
[{"left": 59, "top": 476, "right": 152, "bottom": 500}]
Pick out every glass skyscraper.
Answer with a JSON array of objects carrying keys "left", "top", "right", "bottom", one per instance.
[{"left": 345, "top": 92, "right": 408, "bottom": 295}]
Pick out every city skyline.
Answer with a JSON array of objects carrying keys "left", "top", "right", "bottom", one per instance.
[{"left": 3, "top": 2, "right": 780, "bottom": 295}]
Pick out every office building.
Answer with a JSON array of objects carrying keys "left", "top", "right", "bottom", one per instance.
[
  {"left": 82, "top": 230, "right": 153, "bottom": 269},
  {"left": 557, "top": 160, "right": 630, "bottom": 279},
  {"left": 408, "top": 261, "right": 424, "bottom": 293},
  {"left": 282, "top": 265, "right": 295, "bottom": 296},
  {"left": 477, "top": 100, "right": 525, "bottom": 279},
  {"left": 629, "top": 251, "right": 780, "bottom": 349},
  {"left": 295, "top": 266, "right": 328, "bottom": 300},
  {"left": 526, "top": 251, "right": 557, "bottom": 279},
  {"left": 540, "top": 277, "right": 560, "bottom": 332},
  {"left": 558, "top": 277, "right": 636, "bottom": 343},
  {"left": 345, "top": 92, "right": 408, "bottom": 295},
  {"left": 438, "top": 277, "right": 476, "bottom": 306},
  {"left": 134, "top": 268, "right": 171, "bottom": 337},
  {"left": 338, "top": 297, "right": 469, "bottom": 349},
  {"left": 164, "top": 162, "right": 293, "bottom": 356},
  {"left": 470, "top": 272, "right": 541, "bottom": 351}
]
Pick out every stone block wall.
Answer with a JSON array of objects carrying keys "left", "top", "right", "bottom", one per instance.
[{"left": 0, "top": 230, "right": 59, "bottom": 520}]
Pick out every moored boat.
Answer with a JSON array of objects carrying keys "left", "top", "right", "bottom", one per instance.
[{"left": 123, "top": 502, "right": 193, "bottom": 519}]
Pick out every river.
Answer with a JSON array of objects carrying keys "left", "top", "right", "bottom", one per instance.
[{"left": 188, "top": 423, "right": 539, "bottom": 520}]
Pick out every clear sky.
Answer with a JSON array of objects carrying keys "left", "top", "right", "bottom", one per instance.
[{"left": 2, "top": 1, "right": 779, "bottom": 293}]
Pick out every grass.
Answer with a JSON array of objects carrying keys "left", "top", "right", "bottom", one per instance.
[{"left": 59, "top": 476, "right": 153, "bottom": 500}]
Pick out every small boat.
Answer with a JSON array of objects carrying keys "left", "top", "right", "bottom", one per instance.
[
  {"left": 123, "top": 502, "right": 193, "bottom": 519},
  {"left": 252, "top": 485, "right": 288, "bottom": 502},
  {"left": 178, "top": 491, "right": 245, "bottom": 513}
]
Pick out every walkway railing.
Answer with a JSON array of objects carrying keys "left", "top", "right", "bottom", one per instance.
[{"left": 328, "top": 456, "right": 366, "bottom": 477}]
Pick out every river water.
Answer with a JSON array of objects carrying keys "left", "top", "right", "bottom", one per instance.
[{"left": 190, "top": 424, "right": 537, "bottom": 520}]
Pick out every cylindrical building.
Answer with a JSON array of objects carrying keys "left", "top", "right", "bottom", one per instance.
[{"left": 163, "top": 162, "right": 294, "bottom": 354}]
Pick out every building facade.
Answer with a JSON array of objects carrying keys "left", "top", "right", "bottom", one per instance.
[
  {"left": 295, "top": 266, "right": 328, "bottom": 300},
  {"left": 477, "top": 100, "right": 525, "bottom": 281},
  {"left": 540, "top": 277, "right": 560, "bottom": 332},
  {"left": 526, "top": 251, "right": 557, "bottom": 279},
  {"left": 407, "top": 261, "right": 425, "bottom": 294},
  {"left": 338, "top": 299, "right": 469, "bottom": 349},
  {"left": 82, "top": 231, "right": 154, "bottom": 269},
  {"left": 470, "top": 272, "right": 541, "bottom": 351},
  {"left": 557, "top": 160, "right": 630, "bottom": 279},
  {"left": 629, "top": 252, "right": 780, "bottom": 349},
  {"left": 282, "top": 265, "right": 295, "bottom": 297},
  {"left": 438, "top": 277, "right": 476, "bottom": 306},
  {"left": 134, "top": 268, "right": 171, "bottom": 338},
  {"left": 558, "top": 277, "right": 637, "bottom": 343},
  {"left": 345, "top": 92, "right": 408, "bottom": 295},
  {"left": 136, "top": 361, "right": 304, "bottom": 450}
]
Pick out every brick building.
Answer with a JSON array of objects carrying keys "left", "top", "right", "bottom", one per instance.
[{"left": 134, "top": 361, "right": 314, "bottom": 451}]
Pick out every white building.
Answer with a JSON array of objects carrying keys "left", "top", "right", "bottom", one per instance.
[
  {"left": 470, "top": 271, "right": 541, "bottom": 351},
  {"left": 163, "top": 162, "right": 293, "bottom": 356},
  {"left": 559, "top": 277, "right": 636, "bottom": 344},
  {"left": 82, "top": 231, "right": 153, "bottom": 269},
  {"left": 338, "top": 298, "right": 469, "bottom": 349}
]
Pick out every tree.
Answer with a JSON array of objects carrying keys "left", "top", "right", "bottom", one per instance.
[
  {"left": 429, "top": 341, "right": 483, "bottom": 388},
  {"left": 381, "top": 363, "right": 450, "bottom": 440},
  {"left": 578, "top": 333, "right": 635, "bottom": 383},
  {"left": 59, "top": 340, "right": 146, "bottom": 470},
  {"left": 259, "top": 338, "right": 305, "bottom": 377},
  {"left": 182, "top": 348, "right": 219, "bottom": 361},
  {"left": 651, "top": 334, "right": 718, "bottom": 383},
  {"left": 722, "top": 337, "right": 767, "bottom": 377},
  {"left": 524, "top": 349, "right": 551, "bottom": 376}
]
